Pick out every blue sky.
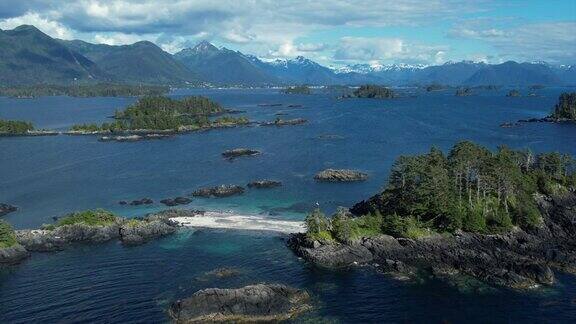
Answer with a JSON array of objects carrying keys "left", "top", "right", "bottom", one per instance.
[{"left": 0, "top": 0, "right": 574, "bottom": 66}]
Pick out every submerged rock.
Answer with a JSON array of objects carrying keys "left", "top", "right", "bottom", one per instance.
[
  {"left": 222, "top": 148, "right": 260, "bottom": 160},
  {"left": 289, "top": 193, "right": 576, "bottom": 289},
  {"left": 129, "top": 198, "right": 153, "bottom": 206},
  {"left": 247, "top": 180, "right": 282, "bottom": 189},
  {"left": 314, "top": 169, "right": 368, "bottom": 182},
  {"left": 192, "top": 185, "right": 245, "bottom": 198},
  {"left": 0, "top": 203, "right": 17, "bottom": 217},
  {"left": 160, "top": 197, "right": 192, "bottom": 206},
  {"left": 168, "top": 284, "right": 311, "bottom": 323}
]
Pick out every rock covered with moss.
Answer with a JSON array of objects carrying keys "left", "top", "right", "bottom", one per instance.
[
  {"left": 0, "top": 203, "right": 18, "bottom": 216},
  {"left": 168, "top": 284, "right": 312, "bottom": 323},
  {"left": 222, "top": 148, "right": 260, "bottom": 160}
]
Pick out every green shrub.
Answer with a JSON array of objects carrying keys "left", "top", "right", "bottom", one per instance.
[{"left": 55, "top": 209, "right": 118, "bottom": 227}]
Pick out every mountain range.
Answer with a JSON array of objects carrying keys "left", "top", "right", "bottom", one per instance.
[{"left": 0, "top": 25, "right": 574, "bottom": 87}]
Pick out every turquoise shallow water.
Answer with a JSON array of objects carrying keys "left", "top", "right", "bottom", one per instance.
[{"left": 1, "top": 88, "right": 576, "bottom": 323}]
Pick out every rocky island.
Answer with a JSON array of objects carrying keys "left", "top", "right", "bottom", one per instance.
[
  {"left": 342, "top": 84, "right": 395, "bottom": 99},
  {"left": 221, "top": 148, "right": 260, "bottom": 160},
  {"left": 0, "top": 221, "right": 29, "bottom": 264},
  {"left": 0, "top": 119, "right": 58, "bottom": 137},
  {"left": 168, "top": 284, "right": 312, "bottom": 323},
  {"left": 247, "top": 180, "right": 282, "bottom": 188},
  {"left": 290, "top": 142, "right": 576, "bottom": 289},
  {"left": 314, "top": 169, "right": 368, "bottom": 182},
  {"left": 192, "top": 185, "right": 245, "bottom": 198}
]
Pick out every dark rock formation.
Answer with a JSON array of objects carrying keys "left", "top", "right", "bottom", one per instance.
[
  {"left": 168, "top": 284, "right": 311, "bottom": 323},
  {"left": 192, "top": 185, "right": 245, "bottom": 198},
  {"left": 16, "top": 223, "right": 121, "bottom": 252},
  {"left": 119, "top": 218, "right": 178, "bottom": 245},
  {"left": 222, "top": 148, "right": 260, "bottom": 160},
  {"left": 160, "top": 197, "right": 192, "bottom": 206},
  {"left": 0, "top": 244, "right": 30, "bottom": 264},
  {"left": 247, "top": 180, "right": 282, "bottom": 189},
  {"left": 289, "top": 193, "right": 576, "bottom": 289},
  {"left": 0, "top": 203, "right": 17, "bottom": 217},
  {"left": 314, "top": 169, "right": 368, "bottom": 182}
]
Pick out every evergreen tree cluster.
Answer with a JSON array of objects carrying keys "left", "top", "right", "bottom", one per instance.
[
  {"left": 305, "top": 142, "right": 575, "bottom": 243},
  {"left": 0, "top": 119, "right": 34, "bottom": 134},
  {"left": 0, "top": 83, "right": 169, "bottom": 98},
  {"left": 0, "top": 220, "right": 17, "bottom": 248},
  {"left": 71, "top": 96, "right": 226, "bottom": 132},
  {"left": 282, "top": 85, "right": 312, "bottom": 95},
  {"left": 351, "top": 84, "right": 395, "bottom": 98}
]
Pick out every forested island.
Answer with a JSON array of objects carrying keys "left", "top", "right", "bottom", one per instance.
[
  {"left": 0, "top": 83, "right": 169, "bottom": 98},
  {"left": 551, "top": 92, "right": 576, "bottom": 120},
  {"left": 70, "top": 96, "right": 249, "bottom": 133},
  {"left": 0, "top": 119, "right": 34, "bottom": 134},
  {"left": 282, "top": 85, "right": 312, "bottom": 95},
  {"left": 341, "top": 85, "right": 395, "bottom": 99},
  {"left": 290, "top": 141, "right": 576, "bottom": 289}
]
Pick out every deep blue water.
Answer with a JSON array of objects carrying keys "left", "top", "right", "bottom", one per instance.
[{"left": 1, "top": 88, "right": 575, "bottom": 323}]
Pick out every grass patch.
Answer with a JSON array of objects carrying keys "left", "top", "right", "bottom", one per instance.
[{"left": 55, "top": 209, "right": 118, "bottom": 227}]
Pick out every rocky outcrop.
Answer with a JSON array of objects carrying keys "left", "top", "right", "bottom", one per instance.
[
  {"left": 16, "top": 223, "right": 121, "bottom": 252},
  {"left": 192, "top": 185, "right": 245, "bottom": 198},
  {"left": 314, "top": 169, "right": 368, "bottom": 182},
  {"left": 168, "top": 284, "right": 311, "bottom": 323},
  {"left": 289, "top": 193, "right": 576, "bottom": 289},
  {"left": 0, "top": 244, "right": 30, "bottom": 264},
  {"left": 119, "top": 220, "right": 177, "bottom": 245},
  {"left": 247, "top": 180, "right": 282, "bottom": 189},
  {"left": 0, "top": 203, "right": 17, "bottom": 216},
  {"left": 222, "top": 148, "right": 260, "bottom": 160}
]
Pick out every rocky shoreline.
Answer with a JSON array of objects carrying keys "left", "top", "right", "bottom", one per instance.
[
  {"left": 168, "top": 284, "right": 312, "bottom": 323},
  {"left": 288, "top": 193, "right": 576, "bottom": 289},
  {"left": 0, "top": 210, "right": 181, "bottom": 264}
]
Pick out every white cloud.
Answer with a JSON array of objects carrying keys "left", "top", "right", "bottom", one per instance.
[
  {"left": 0, "top": 12, "right": 74, "bottom": 39},
  {"left": 449, "top": 21, "right": 576, "bottom": 64},
  {"left": 334, "top": 37, "right": 448, "bottom": 64}
]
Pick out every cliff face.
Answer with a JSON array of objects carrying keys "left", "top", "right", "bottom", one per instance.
[{"left": 289, "top": 192, "right": 576, "bottom": 289}]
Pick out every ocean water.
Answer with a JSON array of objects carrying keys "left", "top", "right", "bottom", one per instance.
[{"left": 1, "top": 88, "right": 575, "bottom": 323}]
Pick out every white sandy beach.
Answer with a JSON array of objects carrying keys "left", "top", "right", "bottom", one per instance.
[{"left": 170, "top": 211, "right": 306, "bottom": 234}]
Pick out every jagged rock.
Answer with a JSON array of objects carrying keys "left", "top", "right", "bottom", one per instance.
[
  {"left": 289, "top": 193, "right": 576, "bottom": 289},
  {"left": 222, "top": 148, "right": 260, "bottom": 160},
  {"left": 0, "top": 203, "right": 17, "bottom": 216},
  {"left": 129, "top": 198, "right": 153, "bottom": 206},
  {"left": 247, "top": 180, "right": 282, "bottom": 189},
  {"left": 168, "top": 284, "right": 311, "bottom": 323},
  {"left": 0, "top": 244, "right": 29, "bottom": 264},
  {"left": 314, "top": 169, "right": 368, "bottom": 182},
  {"left": 192, "top": 185, "right": 245, "bottom": 198}
]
